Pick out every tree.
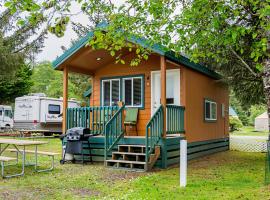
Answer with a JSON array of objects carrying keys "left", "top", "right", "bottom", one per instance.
[
  {"left": 0, "top": 65, "right": 33, "bottom": 104},
  {"left": 0, "top": 4, "right": 48, "bottom": 104},
  {"left": 230, "top": 92, "right": 250, "bottom": 126},
  {"left": 4, "top": 0, "right": 269, "bottom": 131},
  {"left": 30, "top": 61, "right": 63, "bottom": 97},
  {"left": 31, "top": 61, "right": 90, "bottom": 102},
  {"left": 0, "top": 8, "right": 47, "bottom": 76}
]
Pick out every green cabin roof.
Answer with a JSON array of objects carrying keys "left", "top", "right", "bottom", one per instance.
[{"left": 52, "top": 22, "right": 221, "bottom": 80}]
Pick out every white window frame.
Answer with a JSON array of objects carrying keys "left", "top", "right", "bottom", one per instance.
[
  {"left": 122, "top": 77, "right": 143, "bottom": 108},
  {"left": 204, "top": 99, "right": 217, "bottom": 121},
  {"left": 101, "top": 79, "right": 120, "bottom": 106}
]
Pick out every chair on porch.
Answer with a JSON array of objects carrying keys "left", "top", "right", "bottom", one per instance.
[{"left": 124, "top": 108, "right": 139, "bottom": 136}]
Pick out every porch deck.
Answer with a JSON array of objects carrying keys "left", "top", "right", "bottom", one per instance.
[
  {"left": 63, "top": 134, "right": 229, "bottom": 168},
  {"left": 64, "top": 105, "right": 228, "bottom": 170}
]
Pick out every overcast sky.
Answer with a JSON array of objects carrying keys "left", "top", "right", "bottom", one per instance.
[
  {"left": 36, "top": 8, "right": 89, "bottom": 63},
  {"left": 36, "top": 1, "right": 125, "bottom": 63}
]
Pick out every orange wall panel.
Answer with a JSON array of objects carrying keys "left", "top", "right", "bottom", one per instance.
[{"left": 89, "top": 53, "right": 229, "bottom": 141}]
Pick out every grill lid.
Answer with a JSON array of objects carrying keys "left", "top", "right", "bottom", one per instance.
[{"left": 66, "top": 127, "right": 91, "bottom": 141}]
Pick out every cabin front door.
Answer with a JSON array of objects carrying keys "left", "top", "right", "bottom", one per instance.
[{"left": 151, "top": 69, "right": 180, "bottom": 116}]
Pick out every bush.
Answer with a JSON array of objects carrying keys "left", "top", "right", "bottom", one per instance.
[{"left": 229, "top": 116, "right": 243, "bottom": 132}]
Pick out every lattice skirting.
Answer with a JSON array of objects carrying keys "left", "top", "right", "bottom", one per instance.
[{"left": 230, "top": 136, "right": 268, "bottom": 152}]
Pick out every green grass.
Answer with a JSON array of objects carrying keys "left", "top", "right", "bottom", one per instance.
[
  {"left": 0, "top": 137, "right": 269, "bottom": 200},
  {"left": 230, "top": 126, "right": 269, "bottom": 137}
]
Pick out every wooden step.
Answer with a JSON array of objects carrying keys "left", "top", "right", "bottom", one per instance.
[
  {"left": 112, "top": 152, "right": 145, "bottom": 156},
  {"left": 118, "top": 144, "right": 146, "bottom": 148},
  {"left": 106, "top": 159, "right": 146, "bottom": 164},
  {"left": 118, "top": 144, "right": 149, "bottom": 154},
  {"left": 105, "top": 159, "right": 146, "bottom": 171},
  {"left": 112, "top": 151, "right": 146, "bottom": 162}
]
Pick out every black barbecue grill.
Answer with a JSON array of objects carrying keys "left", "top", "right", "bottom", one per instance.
[{"left": 60, "top": 127, "right": 96, "bottom": 164}]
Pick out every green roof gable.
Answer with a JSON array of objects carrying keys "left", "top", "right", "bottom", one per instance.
[{"left": 52, "top": 24, "right": 221, "bottom": 80}]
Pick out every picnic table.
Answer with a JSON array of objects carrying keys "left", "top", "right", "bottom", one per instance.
[{"left": 0, "top": 138, "right": 52, "bottom": 178}]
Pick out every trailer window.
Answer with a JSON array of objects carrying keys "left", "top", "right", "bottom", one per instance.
[
  {"left": 4, "top": 110, "right": 12, "bottom": 118},
  {"left": 48, "top": 104, "right": 61, "bottom": 114}
]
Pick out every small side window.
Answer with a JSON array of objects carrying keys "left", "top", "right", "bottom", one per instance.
[
  {"left": 204, "top": 99, "right": 217, "bottom": 121},
  {"left": 48, "top": 104, "right": 61, "bottom": 114}
]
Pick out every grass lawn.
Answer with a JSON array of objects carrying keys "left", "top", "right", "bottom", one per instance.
[
  {"left": 230, "top": 126, "right": 269, "bottom": 137},
  {"left": 0, "top": 137, "right": 269, "bottom": 200}
]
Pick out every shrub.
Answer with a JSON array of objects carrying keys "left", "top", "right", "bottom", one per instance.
[{"left": 229, "top": 116, "right": 243, "bottom": 132}]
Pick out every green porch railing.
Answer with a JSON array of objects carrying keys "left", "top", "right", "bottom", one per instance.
[
  {"left": 104, "top": 104, "right": 125, "bottom": 160},
  {"left": 66, "top": 106, "right": 118, "bottom": 134},
  {"left": 166, "top": 105, "right": 185, "bottom": 134},
  {"left": 145, "top": 105, "right": 163, "bottom": 168}
]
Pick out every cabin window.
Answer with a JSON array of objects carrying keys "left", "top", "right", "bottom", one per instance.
[
  {"left": 0, "top": 110, "right": 2, "bottom": 116},
  {"left": 102, "top": 79, "right": 120, "bottom": 106},
  {"left": 123, "top": 77, "right": 143, "bottom": 107},
  {"left": 204, "top": 99, "right": 217, "bottom": 121},
  {"left": 48, "top": 104, "right": 61, "bottom": 114}
]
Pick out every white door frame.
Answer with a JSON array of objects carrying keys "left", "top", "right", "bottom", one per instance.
[{"left": 151, "top": 69, "right": 180, "bottom": 116}]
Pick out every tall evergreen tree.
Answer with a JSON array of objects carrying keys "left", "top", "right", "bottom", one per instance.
[{"left": 0, "top": 6, "right": 47, "bottom": 103}]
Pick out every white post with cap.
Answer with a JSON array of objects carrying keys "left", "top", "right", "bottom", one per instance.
[{"left": 180, "top": 139, "right": 187, "bottom": 187}]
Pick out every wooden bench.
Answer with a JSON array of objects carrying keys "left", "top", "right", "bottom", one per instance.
[
  {"left": 8, "top": 149, "right": 59, "bottom": 172},
  {"left": 9, "top": 149, "right": 59, "bottom": 156},
  {"left": 0, "top": 156, "right": 22, "bottom": 178},
  {"left": 0, "top": 156, "right": 16, "bottom": 162}
]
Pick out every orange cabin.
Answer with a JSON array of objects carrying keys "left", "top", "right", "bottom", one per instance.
[{"left": 53, "top": 29, "right": 229, "bottom": 170}]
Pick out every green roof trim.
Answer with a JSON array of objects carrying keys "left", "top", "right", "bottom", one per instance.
[
  {"left": 52, "top": 24, "right": 221, "bottom": 79},
  {"left": 165, "top": 51, "right": 221, "bottom": 79},
  {"left": 83, "top": 87, "right": 92, "bottom": 97}
]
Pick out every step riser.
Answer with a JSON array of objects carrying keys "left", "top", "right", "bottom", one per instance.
[
  {"left": 118, "top": 146, "right": 147, "bottom": 153},
  {"left": 106, "top": 161, "right": 146, "bottom": 171},
  {"left": 112, "top": 153, "right": 145, "bottom": 162},
  {"left": 106, "top": 144, "right": 156, "bottom": 172}
]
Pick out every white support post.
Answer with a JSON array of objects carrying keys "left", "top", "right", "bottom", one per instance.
[{"left": 180, "top": 139, "right": 187, "bottom": 187}]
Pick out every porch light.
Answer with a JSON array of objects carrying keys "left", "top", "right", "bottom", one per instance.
[{"left": 96, "top": 57, "right": 102, "bottom": 61}]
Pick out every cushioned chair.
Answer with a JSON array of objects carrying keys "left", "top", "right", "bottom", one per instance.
[{"left": 124, "top": 108, "right": 139, "bottom": 135}]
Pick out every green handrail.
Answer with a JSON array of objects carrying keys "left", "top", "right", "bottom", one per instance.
[
  {"left": 66, "top": 106, "right": 118, "bottom": 134},
  {"left": 166, "top": 105, "right": 185, "bottom": 134},
  {"left": 145, "top": 105, "right": 163, "bottom": 168},
  {"left": 104, "top": 104, "right": 125, "bottom": 160}
]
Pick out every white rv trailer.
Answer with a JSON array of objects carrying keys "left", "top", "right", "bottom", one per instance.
[
  {"left": 14, "top": 93, "right": 80, "bottom": 134},
  {"left": 0, "top": 105, "right": 13, "bottom": 129}
]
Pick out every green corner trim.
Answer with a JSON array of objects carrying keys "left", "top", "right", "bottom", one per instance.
[
  {"left": 165, "top": 51, "right": 221, "bottom": 79},
  {"left": 83, "top": 87, "right": 92, "bottom": 97}
]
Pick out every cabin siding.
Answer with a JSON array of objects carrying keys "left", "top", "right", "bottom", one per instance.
[
  {"left": 90, "top": 53, "right": 178, "bottom": 136},
  {"left": 89, "top": 53, "right": 229, "bottom": 142},
  {"left": 184, "top": 67, "right": 229, "bottom": 142}
]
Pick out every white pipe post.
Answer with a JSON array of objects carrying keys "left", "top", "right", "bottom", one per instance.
[{"left": 180, "top": 139, "right": 187, "bottom": 187}]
